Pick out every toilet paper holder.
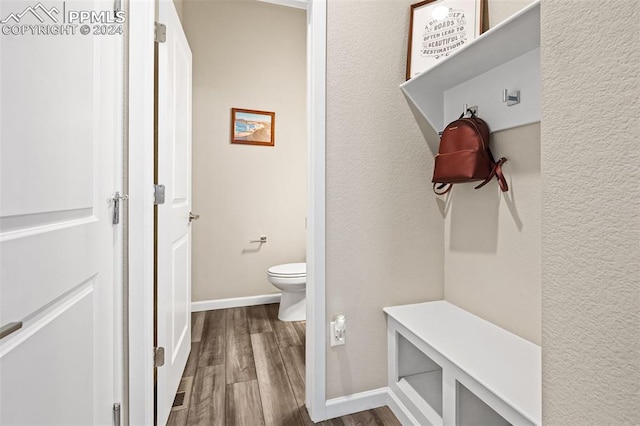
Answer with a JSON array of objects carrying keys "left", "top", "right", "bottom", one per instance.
[{"left": 250, "top": 236, "right": 267, "bottom": 244}]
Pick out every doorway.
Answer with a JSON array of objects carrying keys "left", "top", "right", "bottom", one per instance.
[{"left": 127, "top": 0, "right": 327, "bottom": 423}]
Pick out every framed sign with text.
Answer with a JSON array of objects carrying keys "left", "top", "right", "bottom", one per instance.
[{"left": 406, "top": 0, "right": 486, "bottom": 80}]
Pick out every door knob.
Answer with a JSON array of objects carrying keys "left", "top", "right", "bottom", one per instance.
[{"left": 189, "top": 212, "right": 200, "bottom": 222}]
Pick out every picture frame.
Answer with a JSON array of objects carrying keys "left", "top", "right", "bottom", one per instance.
[
  {"left": 406, "top": 0, "right": 486, "bottom": 80},
  {"left": 231, "top": 108, "right": 275, "bottom": 146}
]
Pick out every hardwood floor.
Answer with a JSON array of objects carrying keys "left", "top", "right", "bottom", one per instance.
[{"left": 167, "top": 304, "right": 401, "bottom": 426}]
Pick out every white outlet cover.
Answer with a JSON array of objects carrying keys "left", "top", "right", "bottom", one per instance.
[{"left": 330, "top": 322, "right": 345, "bottom": 347}]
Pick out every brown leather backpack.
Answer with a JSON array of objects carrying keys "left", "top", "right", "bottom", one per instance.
[{"left": 432, "top": 110, "right": 508, "bottom": 195}]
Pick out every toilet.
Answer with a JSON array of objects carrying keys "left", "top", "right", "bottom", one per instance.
[{"left": 267, "top": 263, "right": 306, "bottom": 321}]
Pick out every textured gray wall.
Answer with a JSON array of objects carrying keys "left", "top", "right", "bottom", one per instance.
[{"left": 541, "top": 0, "right": 640, "bottom": 423}]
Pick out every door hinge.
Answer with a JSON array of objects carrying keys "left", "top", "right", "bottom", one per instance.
[
  {"left": 153, "top": 184, "right": 166, "bottom": 205},
  {"left": 113, "top": 403, "right": 121, "bottom": 426},
  {"left": 155, "top": 22, "right": 166, "bottom": 43},
  {"left": 154, "top": 347, "right": 165, "bottom": 368}
]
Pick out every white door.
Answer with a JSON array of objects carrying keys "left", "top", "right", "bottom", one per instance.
[
  {"left": 0, "top": 0, "right": 122, "bottom": 424},
  {"left": 156, "top": 1, "right": 193, "bottom": 424}
]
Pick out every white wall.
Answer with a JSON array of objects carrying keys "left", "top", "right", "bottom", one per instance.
[
  {"left": 324, "top": 0, "right": 539, "bottom": 399},
  {"left": 541, "top": 0, "right": 640, "bottom": 423},
  {"left": 485, "top": 0, "right": 532, "bottom": 28},
  {"left": 325, "top": 0, "right": 445, "bottom": 399},
  {"left": 182, "top": 1, "right": 307, "bottom": 302},
  {"left": 172, "top": 0, "right": 183, "bottom": 23},
  {"left": 444, "top": 123, "right": 541, "bottom": 345}
]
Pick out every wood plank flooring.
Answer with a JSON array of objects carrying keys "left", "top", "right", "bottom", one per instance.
[{"left": 167, "top": 304, "right": 401, "bottom": 426}]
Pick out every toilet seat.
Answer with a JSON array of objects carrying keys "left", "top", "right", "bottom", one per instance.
[{"left": 267, "top": 263, "right": 306, "bottom": 278}]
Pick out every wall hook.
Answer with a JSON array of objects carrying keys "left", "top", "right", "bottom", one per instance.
[
  {"left": 503, "top": 89, "right": 520, "bottom": 106},
  {"left": 462, "top": 104, "right": 478, "bottom": 117}
]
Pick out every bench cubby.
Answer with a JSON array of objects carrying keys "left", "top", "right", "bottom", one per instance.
[{"left": 385, "top": 301, "right": 540, "bottom": 426}]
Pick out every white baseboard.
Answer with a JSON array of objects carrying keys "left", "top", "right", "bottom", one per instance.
[
  {"left": 324, "top": 388, "right": 389, "bottom": 420},
  {"left": 191, "top": 293, "right": 281, "bottom": 312},
  {"left": 323, "top": 387, "right": 418, "bottom": 425},
  {"left": 386, "top": 388, "right": 419, "bottom": 425}
]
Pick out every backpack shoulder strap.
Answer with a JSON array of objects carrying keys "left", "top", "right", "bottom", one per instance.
[{"left": 474, "top": 157, "right": 509, "bottom": 192}]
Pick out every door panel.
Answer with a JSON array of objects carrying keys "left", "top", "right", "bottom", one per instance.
[
  {"left": 172, "top": 235, "right": 190, "bottom": 358},
  {"left": 0, "top": 22, "right": 94, "bottom": 217},
  {"left": 157, "top": 1, "right": 193, "bottom": 424},
  {"left": 0, "top": 0, "right": 122, "bottom": 424},
  {"left": 172, "top": 32, "right": 191, "bottom": 202},
  {"left": 1, "top": 224, "right": 99, "bottom": 323},
  {"left": 0, "top": 285, "right": 95, "bottom": 424}
]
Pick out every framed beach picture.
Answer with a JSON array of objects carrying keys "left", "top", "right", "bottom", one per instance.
[
  {"left": 231, "top": 108, "right": 275, "bottom": 146},
  {"left": 406, "top": 0, "right": 486, "bottom": 80}
]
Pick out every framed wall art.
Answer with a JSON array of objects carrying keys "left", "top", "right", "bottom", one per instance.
[
  {"left": 231, "top": 108, "right": 275, "bottom": 146},
  {"left": 406, "top": 0, "right": 486, "bottom": 80}
]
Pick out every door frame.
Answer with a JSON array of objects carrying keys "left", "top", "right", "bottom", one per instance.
[
  {"left": 128, "top": 0, "right": 156, "bottom": 424},
  {"left": 127, "top": 0, "right": 328, "bottom": 422},
  {"left": 305, "top": 0, "right": 327, "bottom": 421}
]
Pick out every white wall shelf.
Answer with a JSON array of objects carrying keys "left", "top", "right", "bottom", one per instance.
[
  {"left": 400, "top": 0, "right": 540, "bottom": 154},
  {"left": 385, "top": 301, "right": 541, "bottom": 426}
]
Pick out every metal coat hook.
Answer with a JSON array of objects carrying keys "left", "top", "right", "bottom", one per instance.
[
  {"left": 462, "top": 104, "right": 478, "bottom": 117},
  {"left": 503, "top": 89, "right": 520, "bottom": 106}
]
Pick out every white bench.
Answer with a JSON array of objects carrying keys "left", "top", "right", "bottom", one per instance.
[{"left": 384, "top": 301, "right": 541, "bottom": 426}]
